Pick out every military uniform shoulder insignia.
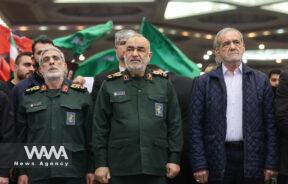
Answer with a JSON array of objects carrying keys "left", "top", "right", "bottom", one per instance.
[
  {"left": 25, "top": 86, "right": 40, "bottom": 95},
  {"left": 70, "top": 84, "right": 87, "bottom": 92},
  {"left": 107, "top": 72, "right": 123, "bottom": 80},
  {"left": 152, "top": 70, "right": 168, "bottom": 78}
]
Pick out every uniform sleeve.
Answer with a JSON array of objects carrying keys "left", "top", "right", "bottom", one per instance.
[
  {"left": 93, "top": 81, "right": 112, "bottom": 168},
  {"left": 0, "top": 91, "right": 15, "bottom": 177},
  {"left": 166, "top": 80, "right": 183, "bottom": 164},
  {"left": 83, "top": 92, "right": 95, "bottom": 173}
]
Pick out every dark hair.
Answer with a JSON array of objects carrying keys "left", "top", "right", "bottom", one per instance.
[
  {"left": 268, "top": 69, "right": 281, "bottom": 78},
  {"left": 15, "top": 52, "right": 33, "bottom": 65},
  {"left": 32, "top": 38, "right": 54, "bottom": 54}
]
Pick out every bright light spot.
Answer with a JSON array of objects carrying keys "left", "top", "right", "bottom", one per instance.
[
  {"left": 276, "top": 29, "right": 285, "bottom": 34},
  {"left": 242, "top": 58, "right": 248, "bottom": 63},
  {"left": 247, "top": 32, "right": 257, "bottom": 38},
  {"left": 203, "top": 54, "right": 210, "bottom": 60},
  {"left": 79, "top": 54, "right": 85, "bottom": 61},
  {"left": 182, "top": 31, "right": 189, "bottom": 37},
  {"left": 114, "top": 25, "right": 124, "bottom": 30},
  {"left": 158, "top": 28, "right": 164, "bottom": 33},
  {"left": 58, "top": 26, "right": 68, "bottom": 31},
  {"left": 207, "top": 50, "right": 213, "bottom": 55},
  {"left": 76, "top": 25, "right": 85, "bottom": 30},
  {"left": 200, "top": 72, "right": 205, "bottom": 75},
  {"left": 262, "top": 31, "right": 271, "bottom": 36},
  {"left": 261, "top": 2, "right": 288, "bottom": 15},
  {"left": 194, "top": 33, "right": 201, "bottom": 38},
  {"left": 197, "top": 63, "right": 203, "bottom": 68},
  {"left": 19, "top": 26, "right": 29, "bottom": 31},
  {"left": 205, "top": 34, "right": 213, "bottom": 39},
  {"left": 170, "top": 30, "right": 176, "bottom": 35},
  {"left": 276, "top": 59, "right": 282, "bottom": 64},
  {"left": 39, "top": 26, "right": 48, "bottom": 31},
  {"left": 258, "top": 44, "right": 265, "bottom": 50}
]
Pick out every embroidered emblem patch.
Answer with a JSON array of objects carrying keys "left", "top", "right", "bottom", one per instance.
[
  {"left": 113, "top": 91, "right": 125, "bottom": 96},
  {"left": 155, "top": 103, "right": 164, "bottom": 117},
  {"left": 66, "top": 112, "right": 76, "bottom": 125}
]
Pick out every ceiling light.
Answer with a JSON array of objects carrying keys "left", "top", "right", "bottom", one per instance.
[
  {"left": 181, "top": 31, "right": 189, "bottom": 37},
  {"left": 19, "top": 26, "right": 29, "bottom": 31},
  {"left": 276, "top": 29, "right": 285, "bottom": 34},
  {"left": 207, "top": 50, "right": 213, "bottom": 55},
  {"left": 262, "top": 31, "right": 271, "bottom": 36},
  {"left": 169, "top": 30, "right": 176, "bottom": 35},
  {"left": 58, "top": 26, "right": 68, "bottom": 31},
  {"left": 164, "top": 1, "right": 236, "bottom": 20},
  {"left": 247, "top": 32, "right": 257, "bottom": 38},
  {"left": 114, "top": 25, "right": 124, "bottom": 30},
  {"left": 194, "top": 33, "right": 201, "bottom": 38},
  {"left": 79, "top": 54, "right": 85, "bottom": 61},
  {"left": 203, "top": 54, "right": 210, "bottom": 60},
  {"left": 261, "top": 2, "right": 288, "bottom": 15},
  {"left": 258, "top": 44, "right": 265, "bottom": 50},
  {"left": 197, "top": 63, "right": 203, "bottom": 68},
  {"left": 244, "top": 49, "right": 288, "bottom": 60},
  {"left": 76, "top": 25, "right": 85, "bottom": 30},
  {"left": 205, "top": 34, "right": 213, "bottom": 40},
  {"left": 276, "top": 59, "right": 282, "bottom": 64},
  {"left": 39, "top": 26, "right": 48, "bottom": 31},
  {"left": 54, "top": 0, "right": 154, "bottom": 3},
  {"left": 221, "top": 0, "right": 283, "bottom": 7}
]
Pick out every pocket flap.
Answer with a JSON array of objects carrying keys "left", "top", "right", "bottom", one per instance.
[
  {"left": 110, "top": 96, "right": 131, "bottom": 103},
  {"left": 26, "top": 105, "right": 47, "bottom": 113},
  {"left": 63, "top": 143, "right": 85, "bottom": 152},
  {"left": 109, "top": 139, "right": 129, "bottom": 148},
  {"left": 148, "top": 95, "right": 168, "bottom": 102},
  {"left": 154, "top": 139, "right": 168, "bottom": 148},
  {"left": 60, "top": 104, "right": 82, "bottom": 110}
]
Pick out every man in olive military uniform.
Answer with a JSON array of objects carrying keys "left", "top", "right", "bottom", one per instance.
[
  {"left": 16, "top": 47, "right": 94, "bottom": 184},
  {"left": 93, "top": 35, "right": 183, "bottom": 184}
]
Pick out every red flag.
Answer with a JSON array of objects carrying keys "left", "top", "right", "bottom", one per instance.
[
  {"left": 0, "top": 57, "right": 10, "bottom": 81},
  {"left": 0, "top": 25, "right": 11, "bottom": 54},
  {"left": 13, "top": 34, "right": 32, "bottom": 52}
]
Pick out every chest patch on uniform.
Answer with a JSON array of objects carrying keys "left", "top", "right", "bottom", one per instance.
[
  {"left": 66, "top": 112, "right": 76, "bottom": 125},
  {"left": 155, "top": 103, "right": 164, "bottom": 117},
  {"left": 30, "top": 102, "right": 42, "bottom": 108},
  {"left": 113, "top": 91, "right": 125, "bottom": 96}
]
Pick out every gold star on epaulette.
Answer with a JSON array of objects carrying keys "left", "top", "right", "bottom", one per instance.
[
  {"left": 70, "top": 84, "right": 87, "bottom": 92},
  {"left": 152, "top": 70, "right": 168, "bottom": 78},
  {"left": 25, "top": 86, "right": 40, "bottom": 95},
  {"left": 107, "top": 72, "right": 123, "bottom": 80}
]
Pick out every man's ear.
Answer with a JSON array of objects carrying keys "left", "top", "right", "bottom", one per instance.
[{"left": 148, "top": 52, "right": 152, "bottom": 60}]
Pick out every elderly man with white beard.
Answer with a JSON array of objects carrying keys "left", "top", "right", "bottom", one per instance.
[{"left": 16, "top": 47, "right": 95, "bottom": 184}]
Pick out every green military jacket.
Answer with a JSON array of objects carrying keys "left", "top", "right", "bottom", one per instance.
[
  {"left": 93, "top": 70, "right": 183, "bottom": 176},
  {"left": 16, "top": 83, "right": 93, "bottom": 181}
]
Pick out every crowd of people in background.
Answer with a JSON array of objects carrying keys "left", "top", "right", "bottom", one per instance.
[{"left": 0, "top": 27, "right": 286, "bottom": 184}]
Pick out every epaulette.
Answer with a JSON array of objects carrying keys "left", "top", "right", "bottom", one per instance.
[
  {"left": 107, "top": 72, "right": 123, "bottom": 80},
  {"left": 152, "top": 70, "right": 168, "bottom": 78},
  {"left": 25, "top": 86, "right": 40, "bottom": 95},
  {"left": 70, "top": 84, "right": 87, "bottom": 92}
]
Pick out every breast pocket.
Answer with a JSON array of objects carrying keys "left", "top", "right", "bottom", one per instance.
[
  {"left": 26, "top": 105, "right": 47, "bottom": 130},
  {"left": 148, "top": 95, "right": 167, "bottom": 119},
  {"left": 60, "top": 104, "right": 83, "bottom": 126},
  {"left": 110, "top": 96, "right": 133, "bottom": 118}
]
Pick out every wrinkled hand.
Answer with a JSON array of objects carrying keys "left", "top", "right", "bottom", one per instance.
[
  {"left": 166, "top": 163, "right": 180, "bottom": 178},
  {"left": 95, "top": 167, "right": 110, "bottom": 184},
  {"left": 18, "top": 175, "right": 28, "bottom": 184},
  {"left": 73, "top": 76, "right": 86, "bottom": 86},
  {"left": 86, "top": 173, "right": 95, "bottom": 184},
  {"left": 194, "top": 169, "right": 209, "bottom": 183},
  {"left": 0, "top": 177, "right": 8, "bottom": 184},
  {"left": 264, "top": 169, "right": 278, "bottom": 181}
]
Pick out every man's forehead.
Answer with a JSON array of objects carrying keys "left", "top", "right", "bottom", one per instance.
[
  {"left": 126, "top": 37, "right": 148, "bottom": 47},
  {"left": 35, "top": 43, "right": 54, "bottom": 51},
  {"left": 42, "top": 50, "right": 61, "bottom": 57},
  {"left": 219, "top": 30, "right": 241, "bottom": 41}
]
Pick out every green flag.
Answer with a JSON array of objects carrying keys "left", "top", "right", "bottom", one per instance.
[
  {"left": 140, "top": 18, "right": 200, "bottom": 78},
  {"left": 53, "top": 21, "right": 113, "bottom": 55},
  {"left": 74, "top": 49, "right": 118, "bottom": 77}
]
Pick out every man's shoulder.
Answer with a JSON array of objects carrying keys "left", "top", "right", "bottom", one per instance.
[{"left": 94, "top": 70, "right": 118, "bottom": 81}]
